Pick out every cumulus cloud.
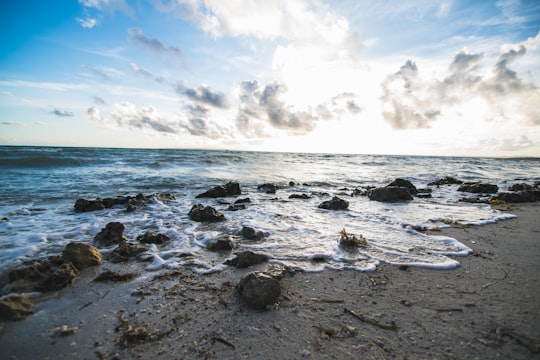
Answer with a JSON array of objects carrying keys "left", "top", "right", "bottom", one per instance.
[
  {"left": 174, "top": 81, "right": 228, "bottom": 108},
  {"left": 128, "top": 28, "right": 185, "bottom": 60},
  {"left": 78, "top": 0, "right": 134, "bottom": 16},
  {"left": 51, "top": 108, "right": 74, "bottom": 117}
]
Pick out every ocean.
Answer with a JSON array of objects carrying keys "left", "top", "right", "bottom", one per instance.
[{"left": 0, "top": 146, "right": 537, "bottom": 279}]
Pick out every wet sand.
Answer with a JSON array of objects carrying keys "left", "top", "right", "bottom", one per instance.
[{"left": 1, "top": 203, "right": 539, "bottom": 359}]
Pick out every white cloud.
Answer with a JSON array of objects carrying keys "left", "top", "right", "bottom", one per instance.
[{"left": 76, "top": 17, "right": 97, "bottom": 29}]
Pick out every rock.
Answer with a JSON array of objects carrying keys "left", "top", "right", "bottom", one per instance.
[
  {"left": 196, "top": 182, "right": 241, "bottom": 198},
  {"left": 368, "top": 186, "right": 413, "bottom": 202},
  {"left": 109, "top": 243, "right": 149, "bottom": 263},
  {"left": 39, "top": 263, "right": 79, "bottom": 291},
  {"left": 258, "top": 183, "right": 277, "bottom": 194},
  {"left": 238, "top": 272, "right": 281, "bottom": 310},
  {"left": 0, "top": 295, "right": 34, "bottom": 321},
  {"left": 492, "top": 189, "right": 540, "bottom": 203},
  {"left": 318, "top": 196, "right": 349, "bottom": 210},
  {"left": 74, "top": 198, "right": 106, "bottom": 212},
  {"left": 206, "top": 236, "right": 234, "bottom": 251},
  {"left": 62, "top": 242, "right": 102, "bottom": 270},
  {"left": 227, "top": 204, "right": 246, "bottom": 211},
  {"left": 241, "top": 226, "right": 265, "bottom": 241},
  {"left": 428, "top": 176, "right": 464, "bottom": 186},
  {"left": 137, "top": 231, "right": 170, "bottom": 245},
  {"left": 387, "top": 178, "right": 417, "bottom": 195},
  {"left": 289, "top": 193, "right": 310, "bottom": 199},
  {"left": 508, "top": 183, "right": 534, "bottom": 192},
  {"left": 74, "top": 193, "right": 175, "bottom": 213},
  {"left": 235, "top": 198, "right": 251, "bottom": 204},
  {"left": 458, "top": 183, "right": 498, "bottom": 194},
  {"left": 94, "top": 222, "right": 129, "bottom": 247},
  {"left": 225, "top": 251, "right": 269, "bottom": 268},
  {"left": 93, "top": 270, "right": 136, "bottom": 282},
  {"left": 188, "top": 204, "right": 225, "bottom": 222},
  {"left": 8, "top": 259, "right": 51, "bottom": 283}
]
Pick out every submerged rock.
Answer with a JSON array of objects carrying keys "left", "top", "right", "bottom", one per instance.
[
  {"left": 458, "top": 183, "right": 498, "bottom": 194},
  {"left": 188, "top": 204, "right": 225, "bottom": 222},
  {"left": 428, "top": 176, "right": 463, "bottom": 186},
  {"left": 238, "top": 272, "right": 281, "bottom": 310},
  {"left": 387, "top": 178, "right": 417, "bottom": 195},
  {"left": 318, "top": 196, "right": 349, "bottom": 210},
  {"left": 206, "top": 236, "right": 234, "bottom": 251},
  {"left": 258, "top": 183, "right": 277, "bottom": 194},
  {"left": 240, "top": 226, "right": 265, "bottom": 241},
  {"left": 74, "top": 193, "right": 175, "bottom": 212},
  {"left": 289, "top": 193, "right": 311, "bottom": 199},
  {"left": 62, "top": 242, "right": 102, "bottom": 270},
  {"left": 196, "top": 182, "right": 241, "bottom": 198},
  {"left": 0, "top": 295, "right": 34, "bottom": 321},
  {"left": 368, "top": 186, "right": 413, "bottom": 202},
  {"left": 94, "top": 222, "right": 129, "bottom": 247},
  {"left": 225, "top": 251, "right": 269, "bottom": 268},
  {"left": 109, "top": 243, "right": 149, "bottom": 263},
  {"left": 137, "top": 231, "right": 170, "bottom": 245}
]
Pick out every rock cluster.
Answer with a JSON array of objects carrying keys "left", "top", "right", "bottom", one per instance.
[{"left": 74, "top": 193, "right": 175, "bottom": 212}]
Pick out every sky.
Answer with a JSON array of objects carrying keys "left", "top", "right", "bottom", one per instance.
[{"left": 1, "top": 0, "right": 539, "bottom": 156}]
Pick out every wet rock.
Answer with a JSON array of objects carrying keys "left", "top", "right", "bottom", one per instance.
[
  {"left": 318, "top": 196, "right": 349, "bottom": 210},
  {"left": 109, "top": 243, "right": 149, "bottom": 263},
  {"left": 93, "top": 270, "right": 136, "bottom": 282},
  {"left": 241, "top": 226, "right": 265, "bottom": 241},
  {"left": 428, "top": 177, "right": 463, "bottom": 186},
  {"left": 289, "top": 193, "right": 311, "bottom": 199},
  {"left": 493, "top": 189, "right": 540, "bottom": 203},
  {"left": 40, "top": 263, "right": 79, "bottom": 291},
  {"left": 227, "top": 204, "right": 246, "bottom": 211},
  {"left": 188, "top": 204, "right": 225, "bottom": 222},
  {"left": 196, "top": 182, "right": 241, "bottom": 198},
  {"left": 238, "top": 272, "right": 281, "bottom": 310},
  {"left": 225, "top": 251, "right": 269, "bottom": 268},
  {"left": 206, "top": 236, "right": 234, "bottom": 251},
  {"left": 368, "top": 186, "right": 413, "bottom": 202},
  {"left": 94, "top": 222, "right": 129, "bottom": 247},
  {"left": 0, "top": 295, "right": 34, "bottom": 321},
  {"left": 258, "top": 183, "right": 277, "bottom": 194},
  {"left": 137, "top": 231, "right": 170, "bottom": 245},
  {"left": 387, "top": 178, "right": 417, "bottom": 195},
  {"left": 508, "top": 183, "right": 534, "bottom": 192},
  {"left": 74, "top": 198, "right": 106, "bottom": 212},
  {"left": 74, "top": 193, "right": 175, "bottom": 213},
  {"left": 8, "top": 259, "right": 51, "bottom": 283},
  {"left": 458, "top": 183, "right": 498, "bottom": 194},
  {"left": 235, "top": 198, "right": 251, "bottom": 204},
  {"left": 62, "top": 242, "right": 102, "bottom": 270}
]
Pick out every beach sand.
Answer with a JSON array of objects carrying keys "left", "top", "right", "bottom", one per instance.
[{"left": 1, "top": 203, "right": 539, "bottom": 359}]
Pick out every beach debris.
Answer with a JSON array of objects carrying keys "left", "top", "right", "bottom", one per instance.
[
  {"left": 0, "top": 294, "right": 34, "bottom": 321},
  {"left": 206, "top": 235, "right": 234, "bottom": 251},
  {"left": 458, "top": 182, "right": 498, "bottom": 194},
  {"left": 188, "top": 204, "right": 226, "bottom": 222},
  {"left": 479, "top": 326, "right": 540, "bottom": 353},
  {"left": 240, "top": 226, "right": 265, "bottom": 241},
  {"left": 238, "top": 272, "right": 281, "bottom": 310},
  {"left": 39, "top": 262, "right": 79, "bottom": 291},
  {"left": 428, "top": 176, "right": 463, "bottom": 186},
  {"left": 196, "top": 181, "right": 241, "bottom": 198},
  {"left": 109, "top": 242, "right": 149, "bottom": 263},
  {"left": 62, "top": 242, "right": 102, "bottom": 270},
  {"left": 344, "top": 307, "right": 398, "bottom": 331},
  {"left": 368, "top": 186, "right": 413, "bottom": 202},
  {"left": 93, "top": 270, "right": 137, "bottom": 282},
  {"left": 313, "top": 325, "right": 357, "bottom": 338},
  {"left": 339, "top": 228, "right": 368, "bottom": 249},
  {"left": 51, "top": 324, "right": 79, "bottom": 337},
  {"left": 318, "top": 196, "right": 349, "bottom": 210},
  {"left": 94, "top": 222, "right": 129, "bottom": 247},
  {"left": 225, "top": 251, "right": 269, "bottom": 268},
  {"left": 212, "top": 333, "right": 236, "bottom": 349},
  {"left": 137, "top": 231, "right": 170, "bottom": 245},
  {"left": 258, "top": 183, "right": 277, "bottom": 194},
  {"left": 387, "top": 178, "right": 417, "bottom": 195},
  {"left": 115, "top": 310, "right": 151, "bottom": 347}
]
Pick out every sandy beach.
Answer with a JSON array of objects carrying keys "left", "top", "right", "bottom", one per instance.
[{"left": 1, "top": 203, "right": 539, "bottom": 360}]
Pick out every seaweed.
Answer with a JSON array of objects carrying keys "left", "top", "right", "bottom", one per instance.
[{"left": 339, "top": 228, "right": 368, "bottom": 248}]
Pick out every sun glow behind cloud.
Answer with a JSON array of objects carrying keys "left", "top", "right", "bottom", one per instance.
[{"left": 0, "top": 0, "right": 539, "bottom": 156}]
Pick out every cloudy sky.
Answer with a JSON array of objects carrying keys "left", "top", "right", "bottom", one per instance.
[{"left": 1, "top": 0, "right": 539, "bottom": 156}]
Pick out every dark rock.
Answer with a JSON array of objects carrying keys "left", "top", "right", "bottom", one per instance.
[
  {"left": 352, "top": 188, "right": 366, "bottom": 197},
  {"left": 8, "top": 259, "right": 51, "bottom": 283},
  {"left": 94, "top": 222, "right": 129, "bottom": 247},
  {"left": 241, "top": 226, "right": 265, "bottom": 241},
  {"left": 459, "top": 197, "right": 489, "bottom": 204},
  {"left": 458, "top": 183, "right": 498, "bottom": 194},
  {"left": 206, "top": 236, "right": 234, "bottom": 251},
  {"left": 137, "top": 231, "right": 170, "bottom": 245},
  {"left": 227, "top": 204, "right": 246, "bottom": 211},
  {"left": 318, "top": 196, "right": 349, "bottom": 210},
  {"left": 509, "top": 183, "right": 534, "bottom": 192},
  {"left": 39, "top": 263, "right": 79, "bottom": 291},
  {"left": 238, "top": 272, "right": 281, "bottom": 310},
  {"left": 0, "top": 295, "right": 34, "bottom": 321},
  {"left": 493, "top": 189, "right": 540, "bottom": 203},
  {"left": 196, "top": 182, "right": 241, "bottom": 198},
  {"left": 234, "top": 198, "right": 251, "bottom": 204},
  {"left": 126, "top": 204, "right": 137, "bottom": 212},
  {"left": 74, "top": 193, "right": 174, "bottom": 213},
  {"left": 188, "top": 204, "right": 225, "bottom": 222},
  {"left": 289, "top": 181, "right": 296, "bottom": 186},
  {"left": 416, "top": 192, "right": 432, "bottom": 198},
  {"left": 109, "top": 243, "right": 149, "bottom": 263},
  {"left": 428, "top": 177, "right": 463, "bottom": 186},
  {"left": 289, "top": 193, "right": 310, "bottom": 199},
  {"left": 225, "top": 251, "right": 269, "bottom": 268},
  {"left": 368, "top": 186, "right": 413, "bottom": 202},
  {"left": 387, "top": 178, "right": 417, "bottom": 195},
  {"left": 258, "top": 183, "right": 277, "bottom": 194},
  {"left": 74, "top": 198, "right": 106, "bottom": 212},
  {"left": 62, "top": 242, "right": 102, "bottom": 271},
  {"left": 93, "top": 270, "right": 136, "bottom": 282}
]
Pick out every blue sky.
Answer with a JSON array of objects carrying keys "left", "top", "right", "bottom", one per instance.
[{"left": 1, "top": 0, "right": 539, "bottom": 156}]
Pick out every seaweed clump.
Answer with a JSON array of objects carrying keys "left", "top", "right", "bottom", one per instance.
[{"left": 339, "top": 228, "right": 367, "bottom": 249}]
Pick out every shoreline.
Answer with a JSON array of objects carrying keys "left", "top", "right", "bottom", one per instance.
[{"left": 1, "top": 203, "right": 539, "bottom": 359}]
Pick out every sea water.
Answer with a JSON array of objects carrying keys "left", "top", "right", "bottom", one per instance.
[{"left": 0, "top": 146, "right": 536, "bottom": 278}]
